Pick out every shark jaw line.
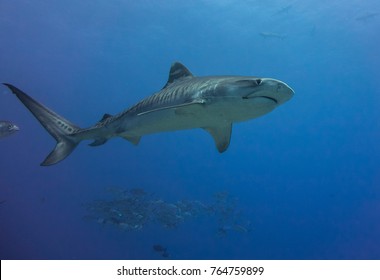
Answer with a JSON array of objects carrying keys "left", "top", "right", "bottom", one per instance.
[{"left": 242, "top": 95, "right": 278, "bottom": 104}]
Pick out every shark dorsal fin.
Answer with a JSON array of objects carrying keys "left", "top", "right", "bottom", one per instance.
[{"left": 163, "top": 62, "right": 193, "bottom": 89}]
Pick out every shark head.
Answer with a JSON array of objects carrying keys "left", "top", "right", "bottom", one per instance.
[
  {"left": 219, "top": 77, "right": 294, "bottom": 105},
  {"left": 208, "top": 76, "right": 294, "bottom": 122},
  {"left": 242, "top": 78, "right": 294, "bottom": 105}
]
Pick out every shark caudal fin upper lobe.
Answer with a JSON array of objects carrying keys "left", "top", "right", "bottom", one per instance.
[{"left": 3, "top": 83, "right": 81, "bottom": 166}]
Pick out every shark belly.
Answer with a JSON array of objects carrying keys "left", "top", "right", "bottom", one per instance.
[
  {"left": 118, "top": 96, "right": 277, "bottom": 138},
  {"left": 119, "top": 106, "right": 211, "bottom": 137}
]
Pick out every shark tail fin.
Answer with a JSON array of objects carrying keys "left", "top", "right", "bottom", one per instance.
[{"left": 3, "top": 83, "right": 81, "bottom": 166}]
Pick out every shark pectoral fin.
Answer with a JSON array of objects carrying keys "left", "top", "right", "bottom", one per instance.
[
  {"left": 204, "top": 123, "right": 232, "bottom": 153},
  {"left": 89, "top": 138, "right": 108, "bottom": 146},
  {"left": 122, "top": 135, "right": 141, "bottom": 145}
]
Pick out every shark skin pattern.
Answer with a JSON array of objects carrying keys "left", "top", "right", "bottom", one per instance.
[{"left": 3, "top": 62, "right": 294, "bottom": 166}]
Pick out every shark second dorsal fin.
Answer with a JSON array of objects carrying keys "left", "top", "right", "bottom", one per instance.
[
  {"left": 99, "top": 113, "right": 112, "bottom": 122},
  {"left": 163, "top": 62, "right": 193, "bottom": 89}
]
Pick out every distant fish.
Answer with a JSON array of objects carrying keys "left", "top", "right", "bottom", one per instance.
[
  {"left": 233, "top": 224, "right": 248, "bottom": 233},
  {"left": 129, "top": 188, "right": 147, "bottom": 196},
  {"left": 356, "top": 12, "right": 379, "bottom": 22},
  {"left": 273, "top": 5, "right": 292, "bottom": 16},
  {"left": 0, "top": 121, "right": 19, "bottom": 139},
  {"left": 259, "top": 32, "right": 287, "bottom": 40},
  {"left": 153, "top": 244, "right": 166, "bottom": 252},
  {"left": 217, "top": 226, "right": 228, "bottom": 237},
  {"left": 153, "top": 244, "right": 170, "bottom": 258},
  {"left": 162, "top": 251, "right": 170, "bottom": 258}
]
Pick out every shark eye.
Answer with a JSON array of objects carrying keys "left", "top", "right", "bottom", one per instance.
[{"left": 234, "top": 79, "right": 261, "bottom": 87}]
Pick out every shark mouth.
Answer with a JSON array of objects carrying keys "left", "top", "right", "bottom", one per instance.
[
  {"left": 243, "top": 95, "right": 278, "bottom": 104},
  {"left": 260, "top": 96, "right": 278, "bottom": 104}
]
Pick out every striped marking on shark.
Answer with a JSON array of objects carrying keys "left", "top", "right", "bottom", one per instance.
[{"left": 3, "top": 62, "right": 294, "bottom": 166}]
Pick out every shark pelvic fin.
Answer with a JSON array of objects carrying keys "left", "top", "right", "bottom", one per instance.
[
  {"left": 163, "top": 62, "right": 193, "bottom": 89},
  {"left": 204, "top": 123, "right": 232, "bottom": 153},
  {"left": 122, "top": 135, "right": 141, "bottom": 145},
  {"left": 89, "top": 138, "right": 108, "bottom": 146},
  {"left": 3, "top": 83, "right": 81, "bottom": 166}
]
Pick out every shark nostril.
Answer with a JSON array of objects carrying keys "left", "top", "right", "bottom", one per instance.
[{"left": 256, "top": 79, "right": 262, "bottom": 85}]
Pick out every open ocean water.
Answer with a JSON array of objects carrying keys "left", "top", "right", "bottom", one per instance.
[{"left": 0, "top": 0, "right": 379, "bottom": 260}]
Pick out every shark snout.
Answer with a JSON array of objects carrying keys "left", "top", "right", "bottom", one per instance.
[{"left": 259, "top": 78, "right": 294, "bottom": 105}]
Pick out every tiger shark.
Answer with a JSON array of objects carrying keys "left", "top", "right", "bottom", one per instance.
[{"left": 3, "top": 62, "right": 294, "bottom": 166}]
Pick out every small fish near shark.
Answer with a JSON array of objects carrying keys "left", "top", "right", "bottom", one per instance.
[
  {"left": 0, "top": 121, "right": 19, "bottom": 139},
  {"left": 355, "top": 12, "right": 379, "bottom": 22},
  {"left": 259, "top": 32, "right": 287, "bottom": 40},
  {"left": 3, "top": 62, "right": 294, "bottom": 166}
]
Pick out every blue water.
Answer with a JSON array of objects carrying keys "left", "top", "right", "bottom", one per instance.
[{"left": 0, "top": 0, "right": 379, "bottom": 260}]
